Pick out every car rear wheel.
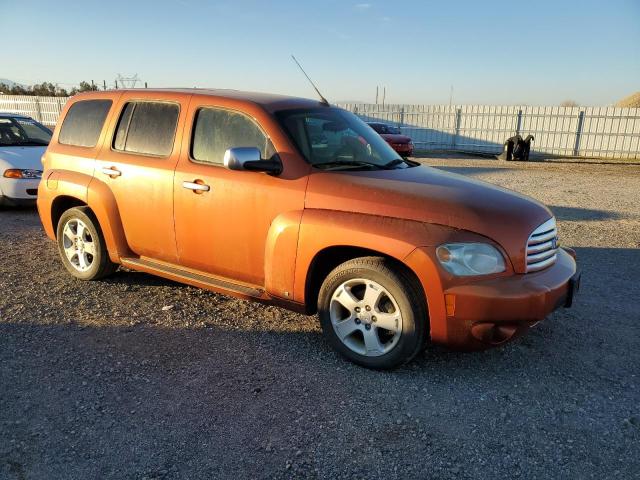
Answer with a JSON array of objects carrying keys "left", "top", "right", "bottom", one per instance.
[
  {"left": 56, "top": 207, "right": 117, "bottom": 280},
  {"left": 318, "top": 257, "right": 427, "bottom": 369}
]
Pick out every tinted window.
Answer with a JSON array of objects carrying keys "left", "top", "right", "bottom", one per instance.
[
  {"left": 58, "top": 100, "right": 112, "bottom": 147},
  {"left": 191, "top": 108, "right": 273, "bottom": 165},
  {"left": 113, "top": 102, "right": 179, "bottom": 156}
]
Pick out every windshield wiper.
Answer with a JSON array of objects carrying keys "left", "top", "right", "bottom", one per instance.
[
  {"left": 385, "top": 158, "right": 421, "bottom": 169},
  {"left": 386, "top": 158, "right": 417, "bottom": 169},
  {"left": 313, "top": 160, "right": 386, "bottom": 170},
  {"left": 384, "top": 158, "right": 405, "bottom": 169}
]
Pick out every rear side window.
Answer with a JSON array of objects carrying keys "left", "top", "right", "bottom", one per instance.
[
  {"left": 58, "top": 100, "right": 112, "bottom": 147},
  {"left": 191, "top": 108, "right": 273, "bottom": 165},
  {"left": 113, "top": 102, "right": 179, "bottom": 157}
]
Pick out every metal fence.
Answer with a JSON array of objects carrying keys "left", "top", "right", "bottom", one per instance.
[
  {"left": 1, "top": 95, "right": 638, "bottom": 159},
  {"left": 0, "top": 95, "right": 68, "bottom": 128},
  {"left": 338, "top": 103, "right": 640, "bottom": 159}
]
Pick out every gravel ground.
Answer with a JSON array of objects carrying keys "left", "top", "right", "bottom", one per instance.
[{"left": 1, "top": 157, "right": 639, "bottom": 479}]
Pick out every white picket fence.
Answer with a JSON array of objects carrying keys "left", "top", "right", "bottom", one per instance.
[
  {"left": 0, "top": 95, "right": 68, "bottom": 128},
  {"left": 1, "top": 95, "right": 638, "bottom": 159},
  {"left": 340, "top": 104, "right": 640, "bottom": 159}
]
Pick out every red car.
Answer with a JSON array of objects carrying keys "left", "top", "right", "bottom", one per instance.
[{"left": 368, "top": 122, "right": 414, "bottom": 158}]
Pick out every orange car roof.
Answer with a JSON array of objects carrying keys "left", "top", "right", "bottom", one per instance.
[{"left": 77, "top": 88, "right": 328, "bottom": 113}]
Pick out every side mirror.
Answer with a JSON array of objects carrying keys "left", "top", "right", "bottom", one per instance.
[{"left": 223, "top": 147, "right": 282, "bottom": 174}]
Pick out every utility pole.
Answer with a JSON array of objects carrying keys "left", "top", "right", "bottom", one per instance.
[
  {"left": 375, "top": 86, "right": 378, "bottom": 105},
  {"left": 116, "top": 74, "right": 140, "bottom": 89},
  {"left": 115, "top": 79, "right": 118, "bottom": 89},
  {"left": 382, "top": 87, "right": 386, "bottom": 107},
  {"left": 449, "top": 85, "right": 454, "bottom": 107},
  {"left": 103, "top": 80, "right": 107, "bottom": 91}
]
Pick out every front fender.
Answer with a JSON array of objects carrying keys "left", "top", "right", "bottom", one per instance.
[
  {"left": 402, "top": 246, "right": 448, "bottom": 345},
  {"left": 292, "top": 209, "right": 460, "bottom": 304}
]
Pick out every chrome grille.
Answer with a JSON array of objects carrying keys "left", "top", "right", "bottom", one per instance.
[{"left": 526, "top": 217, "right": 558, "bottom": 272}]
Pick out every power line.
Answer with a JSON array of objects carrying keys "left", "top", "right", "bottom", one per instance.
[{"left": 116, "top": 74, "right": 140, "bottom": 89}]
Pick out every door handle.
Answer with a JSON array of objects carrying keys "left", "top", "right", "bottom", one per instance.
[
  {"left": 101, "top": 166, "right": 121, "bottom": 177},
  {"left": 183, "top": 180, "right": 210, "bottom": 193}
]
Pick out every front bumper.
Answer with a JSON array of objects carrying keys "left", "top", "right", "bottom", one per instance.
[
  {"left": 444, "top": 248, "right": 579, "bottom": 349},
  {"left": 404, "top": 247, "right": 579, "bottom": 350},
  {"left": 0, "top": 178, "right": 40, "bottom": 206}
]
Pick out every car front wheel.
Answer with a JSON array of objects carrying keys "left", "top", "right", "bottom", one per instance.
[{"left": 318, "top": 257, "right": 427, "bottom": 369}]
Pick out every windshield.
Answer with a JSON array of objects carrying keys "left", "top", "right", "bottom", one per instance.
[
  {"left": 0, "top": 117, "right": 52, "bottom": 147},
  {"left": 277, "top": 108, "right": 405, "bottom": 170},
  {"left": 369, "top": 123, "right": 401, "bottom": 135}
]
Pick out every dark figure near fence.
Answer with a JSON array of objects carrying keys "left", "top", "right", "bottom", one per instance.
[{"left": 498, "top": 134, "right": 535, "bottom": 161}]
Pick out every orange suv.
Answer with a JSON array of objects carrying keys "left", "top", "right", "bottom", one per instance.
[{"left": 38, "top": 89, "right": 580, "bottom": 369}]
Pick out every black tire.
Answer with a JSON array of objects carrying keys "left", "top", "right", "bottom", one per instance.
[
  {"left": 318, "top": 256, "right": 427, "bottom": 369},
  {"left": 56, "top": 207, "right": 117, "bottom": 280}
]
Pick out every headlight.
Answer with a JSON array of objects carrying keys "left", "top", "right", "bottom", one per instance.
[
  {"left": 3, "top": 169, "right": 42, "bottom": 179},
  {"left": 436, "top": 243, "right": 506, "bottom": 276}
]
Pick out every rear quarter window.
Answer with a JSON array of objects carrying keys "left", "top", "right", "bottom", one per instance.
[
  {"left": 58, "top": 100, "right": 112, "bottom": 147},
  {"left": 113, "top": 102, "right": 179, "bottom": 157}
]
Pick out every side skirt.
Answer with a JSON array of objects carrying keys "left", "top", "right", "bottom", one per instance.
[{"left": 119, "top": 256, "right": 308, "bottom": 314}]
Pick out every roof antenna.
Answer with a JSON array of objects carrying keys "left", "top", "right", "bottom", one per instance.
[{"left": 291, "top": 55, "right": 329, "bottom": 106}]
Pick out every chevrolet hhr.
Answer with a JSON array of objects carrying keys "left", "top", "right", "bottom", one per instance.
[{"left": 37, "top": 89, "right": 580, "bottom": 369}]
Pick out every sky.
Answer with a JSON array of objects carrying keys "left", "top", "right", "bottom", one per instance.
[{"left": 1, "top": 0, "right": 639, "bottom": 105}]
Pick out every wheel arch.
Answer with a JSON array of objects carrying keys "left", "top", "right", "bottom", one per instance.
[
  {"left": 85, "top": 177, "right": 131, "bottom": 263},
  {"left": 303, "top": 245, "right": 427, "bottom": 319},
  {"left": 51, "top": 195, "right": 88, "bottom": 235},
  {"left": 47, "top": 180, "right": 130, "bottom": 264}
]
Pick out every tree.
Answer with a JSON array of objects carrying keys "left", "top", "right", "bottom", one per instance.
[
  {"left": 0, "top": 80, "right": 97, "bottom": 96},
  {"left": 69, "top": 81, "right": 98, "bottom": 96},
  {"left": 0, "top": 82, "right": 28, "bottom": 95},
  {"left": 31, "top": 82, "right": 69, "bottom": 97},
  {"left": 615, "top": 91, "right": 640, "bottom": 108},
  {"left": 560, "top": 100, "right": 579, "bottom": 107}
]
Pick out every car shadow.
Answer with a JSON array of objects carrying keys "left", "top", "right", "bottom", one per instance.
[
  {"left": 102, "top": 268, "right": 189, "bottom": 289},
  {"left": 0, "top": 204, "right": 38, "bottom": 213},
  {"left": 549, "top": 205, "right": 624, "bottom": 221},
  {"left": 430, "top": 165, "right": 510, "bottom": 176},
  {"left": 1, "top": 247, "right": 638, "bottom": 477}
]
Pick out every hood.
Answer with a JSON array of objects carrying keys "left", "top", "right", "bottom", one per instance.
[
  {"left": 381, "top": 133, "right": 412, "bottom": 143},
  {"left": 0, "top": 146, "right": 46, "bottom": 170},
  {"left": 305, "top": 165, "right": 552, "bottom": 272}
]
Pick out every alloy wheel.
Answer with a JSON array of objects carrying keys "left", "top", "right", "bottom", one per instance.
[
  {"left": 329, "top": 278, "right": 403, "bottom": 357},
  {"left": 61, "top": 218, "right": 96, "bottom": 272}
]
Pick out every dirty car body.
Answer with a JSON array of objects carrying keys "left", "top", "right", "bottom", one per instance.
[{"left": 37, "top": 89, "right": 579, "bottom": 368}]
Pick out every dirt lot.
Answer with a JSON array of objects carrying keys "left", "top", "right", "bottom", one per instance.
[{"left": 1, "top": 158, "right": 639, "bottom": 479}]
